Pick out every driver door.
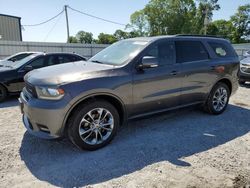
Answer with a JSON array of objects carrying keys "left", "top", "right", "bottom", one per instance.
[{"left": 131, "top": 40, "right": 182, "bottom": 116}]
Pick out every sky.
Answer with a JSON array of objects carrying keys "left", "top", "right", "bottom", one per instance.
[{"left": 0, "top": 0, "right": 249, "bottom": 43}]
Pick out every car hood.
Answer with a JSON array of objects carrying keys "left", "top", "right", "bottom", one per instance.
[
  {"left": 240, "top": 57, "right": 250, "bottom": 65},
  {"left": 0, "top": 66, "right": 13, "bottom": 72},
  {"left": 25, "top": 61, "right": 116, "bottom": 86}
]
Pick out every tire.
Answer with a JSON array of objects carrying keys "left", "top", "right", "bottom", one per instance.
[
  {"left": 68, "top": 100, "right": 120, "bottom": 151},
  {"left": 0, "top": 84, "right": 7, "bottom": 103},
  {"left": 204, "top": 82, "right": 230, "bottom": 115}
]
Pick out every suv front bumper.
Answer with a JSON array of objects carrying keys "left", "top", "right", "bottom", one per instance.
[
  {"left": 19, "top": 90, "right": 69, "bottom": 139},
  {"left": 238, "top": 71, "right": 250, "bottom": 82}
]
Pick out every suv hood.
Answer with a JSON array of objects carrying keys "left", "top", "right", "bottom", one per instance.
[
  {"left": 25, "top": 61, "right": 116, "bottom": 86},
  {"left": 240, "top": 57, "right": 250, "bottom": 65}
]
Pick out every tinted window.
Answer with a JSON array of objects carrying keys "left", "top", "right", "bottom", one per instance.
[
  {"left": 29, "top": 57, "right": 46, "bottom": 69},
  {"left": 145, "top": 41, "right": 175, "bottom": 66},
  {"left": 8, "top": 53, "right": 34, "bottom": 62},
  {"left": 176, "top": 41, "right": 209, "bottom": 63},
  {"left": 46, "top": 55, "right": 76, "bottom": 66},
  {"left": 47, "top": 55, "right": 61, "bottom": 66},
  {"left": 69, "top": 55, "right": 85, "bottom": 61},
  {"left": 208, "top": 42, "right": 231, "bottom": 57}
]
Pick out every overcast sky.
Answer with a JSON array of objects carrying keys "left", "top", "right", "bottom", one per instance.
[{"left": 0, "top": 0, "right": 249, "bottom": 42}]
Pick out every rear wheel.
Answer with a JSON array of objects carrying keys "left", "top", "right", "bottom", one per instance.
[
  {"left": 68, "top": 100, "right": 120, "bottom": 150},
  {"left": 204, "top": 82, "right": 230, "bottom": 115},
  {"left": 0, "top": 85, "right": 7, "bottom": 103}
]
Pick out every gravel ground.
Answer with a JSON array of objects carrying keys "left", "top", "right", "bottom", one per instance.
[{"left": 0, "top": 85, "right": 249, "bottom": 188}]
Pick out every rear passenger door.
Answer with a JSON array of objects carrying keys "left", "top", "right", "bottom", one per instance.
[{"left": 175, "top": 40, "right": 216, "bottom": 105}]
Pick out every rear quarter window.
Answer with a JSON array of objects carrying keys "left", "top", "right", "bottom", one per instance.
[{"left": 208, "top": 42, "right": 234, "bottom": 58}]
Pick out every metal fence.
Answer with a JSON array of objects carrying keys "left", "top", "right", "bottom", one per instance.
[
  {"left": 0, "top": 40, "right": 109, "bottom": 59},
  {"left": 0, "top": 40, "right": 249, "bottom": 60},
  {"left": 232, "top": 43, "right": 250, "bottom": 60}
]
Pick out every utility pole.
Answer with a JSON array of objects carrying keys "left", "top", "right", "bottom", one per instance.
[
  {"left": 64, "top": 5, "right": 70, "bottom": 42},
  {"left": 203, "top": 6, "right": 209, "bottom": 35}
]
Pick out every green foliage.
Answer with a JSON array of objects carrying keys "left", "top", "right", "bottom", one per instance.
[
  {"left": 230, "top": 4, "right": 250, "bottom": 43},
  {"left": 128, "top": 10, "right": 149, "bottom": 36},
  {"left": 76, "top": 31, "right": 93, "bottom": 44},
  {"left": 142, "top": 0, "right": 197, "bottom": 35},
  {"left": 97, "top": 33, "right": 118, "bottom": 44},
  {"left": 68, "top": 36, "right": 78, "bottom": 43},
  {"left": 127, "top": 0, "right": 249, "bottom": 43},
  {"left": 69, "top": 2, "right": 249, "bottom": 44},
  {"left": 206, "top": 20, "right": 234, "bottom": 40}
]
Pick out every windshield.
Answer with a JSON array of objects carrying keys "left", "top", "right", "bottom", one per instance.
[
  {"left": 3, "top": 53, "right": 35, "bottom": 62},
  {"left": 7, "top": 54, "right": 40, "bottom": 69},
  {"left": 89, "top": 40, "right": 149, "bottom": 65}
]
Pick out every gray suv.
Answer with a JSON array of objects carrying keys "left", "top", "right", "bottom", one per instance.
[{"left": 19, "top": 35, "right": 239, "bottom": 150}]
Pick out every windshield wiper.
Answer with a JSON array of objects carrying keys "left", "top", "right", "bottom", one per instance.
[{"left": 90, "top": 60, "right": 105, "bottom": 64}]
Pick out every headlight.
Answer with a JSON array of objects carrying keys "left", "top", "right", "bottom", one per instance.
[{"left": 36, "top": 87, "right": 65, "bottom": 100}]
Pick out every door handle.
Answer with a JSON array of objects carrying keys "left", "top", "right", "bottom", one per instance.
[{"left": 170, "top": 71, "right": 178, "bottom": 76}]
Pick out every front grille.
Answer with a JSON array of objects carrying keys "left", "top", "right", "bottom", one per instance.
[{"left": 25, "top": 82, "right": 37, "bottom": 98}]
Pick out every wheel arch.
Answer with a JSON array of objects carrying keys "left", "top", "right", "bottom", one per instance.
[
  {"left": 62, "top": 93, "right": 127, "bottom": 135},
  {"left": 216, "top": 78, "right": 232, "bottom": 95}
]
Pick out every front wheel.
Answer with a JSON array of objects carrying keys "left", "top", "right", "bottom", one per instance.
[
  {"left": 68, "top": 100, "right": 120, "bottom": 150},
  {"left": 204, "top": 83, "right": 230, "bottom": 115}
]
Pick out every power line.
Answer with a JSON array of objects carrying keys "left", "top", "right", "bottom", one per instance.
[
  {"left": 22, "top": 9, "right": 64, "bottom": 27},
  {"left": 43, "top": 11, "right": 64, "bottom": 42},
  {"left": 67, "top": 6, "right": 127, "bottom": 26}
]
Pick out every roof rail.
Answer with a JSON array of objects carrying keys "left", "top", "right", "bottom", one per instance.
[{"left": 176, "top": 34, "right": 223, "bottom": 39}]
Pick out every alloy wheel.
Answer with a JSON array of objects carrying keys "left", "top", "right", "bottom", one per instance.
[
  {"left": 78, "top": 108, "right": 114, "bottom": 145},
  {"left": 212, "top": 87, "right": 228, "bottom": 112}
]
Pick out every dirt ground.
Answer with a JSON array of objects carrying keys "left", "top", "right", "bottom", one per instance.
[{"left": 0, "top": 85, "right": 249, "bottom": 188}]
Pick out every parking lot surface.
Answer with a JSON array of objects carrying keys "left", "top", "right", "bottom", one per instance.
[{"left": 0, "top": 85, "right": 249, "bottom": 188}]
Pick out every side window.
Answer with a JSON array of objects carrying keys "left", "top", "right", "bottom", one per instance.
[
  {"left": 68, "top": 55, "right": 84, "bottom": 62},
  {"left": 65, "top": 55, "right": 78, "bottom": 62},
  {"left": 47, "top": 55, "right": 61, "bottom": 66},
  {"left": 144, "top": 41, "right": 175, "bottom": 66},
  {"left": 47, "top": 55, "right": 72, "bottom": 66},
  {"left": 208, "top": 42, "right": 230, "bottom": 57},
  {"left": 176, "top": 41, "right": 209, "bottom": 63},
  {"left": 29, "top": 57, "right": 46, "bottom": 69}
]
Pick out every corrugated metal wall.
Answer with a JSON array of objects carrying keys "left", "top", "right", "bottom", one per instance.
[
  {"left": 0, "top": 15, "right": 22, "bottom": 41},
  {"left": 0, "top": 40, "right": 109, "bottom": 59}
]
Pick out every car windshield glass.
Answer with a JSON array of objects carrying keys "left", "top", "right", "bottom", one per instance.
[
  {"left": 7, "top": 53, "right": 35, "bottom": 62},
  {"left": 89, "top": 40, "right": 149, "bottom": 65},
  {"left": 8, "top": 54, "right": 40, "bottom": 69}
]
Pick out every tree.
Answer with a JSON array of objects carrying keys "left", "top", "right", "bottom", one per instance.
[
  {"left": 128, "top": 0, "right": 197, "bottom": 36},
  {"left": 114, "top": 30, "right": 129, "bottom": 40},
  {"left": 195, "top": 0, "right": 220, "bottom": 34},
  {"left": 97, "top": 33, "right": 117, "bottom": 44},
  {"left": 128, "top": 10, "right": 149, "bottom": 36},
  {"left": 207, "top": 20, "right": 234, "bottom": 40},
  {"left": 230, "top": 4, "right": 250, "bottom": 43},
  {"left": 68, "top": 36, "right": 78, "bottom": 43},
  {"left": 76, "top": 31, "right": 93, "bottom": 44}
]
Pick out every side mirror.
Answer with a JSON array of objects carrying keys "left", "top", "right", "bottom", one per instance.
[
  {"left": 23, "top": 65, "right": 33, "bottom": 72},
  {"left": 138, "top": 56, "right": 159, "bottom": 69}
]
